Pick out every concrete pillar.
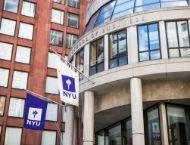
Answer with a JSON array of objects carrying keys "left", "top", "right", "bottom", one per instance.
[
  {"left": 83, "top": 91, "right": 94, "bottom": 145},
  {"left": 128, "top": 26, "right": 138, "bottom": 64},
  {"left": 65, "top": 105, "right": 74, "bottom": 145},
  {"left": 159, "top": 103, "right": 169, "bottom": 145},
  {"left": 130, "top": 78, "right": 145, "bottom": 145},
  {"left": 104, "top": 34, "right": 109, "bottom": 70},
  {"left": 84, "top": 44, "right": 90, "bottom": 77},
  {"left": 159, "top": 21, "right": 168, "bottom": 59}
]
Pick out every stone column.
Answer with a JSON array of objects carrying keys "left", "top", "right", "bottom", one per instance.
[
  {"left": 159, "top": 21, "right": 168, "bottom": 59},
  {"left": 65, "top": 105, "right": 74, "bottom": 145},
  {"left": 104, "top": 34, "right": 109, "bottom": 71},
  {"left": 159, "top": 103, "right": 169, "bottom": 145},
  {"left": 130, "top": 78, "right": 145, "bottom": 145},
  {"left": 83, "top": 91, "right": 94, "bottom": 145}
]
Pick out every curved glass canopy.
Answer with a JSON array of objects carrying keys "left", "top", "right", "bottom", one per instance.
[{"left": 86, "top": 0, "right": 190, "bottom": 32}]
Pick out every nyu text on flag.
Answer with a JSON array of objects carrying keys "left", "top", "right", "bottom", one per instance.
[
  {"left": 24, "top": 93, "right": 48, "bottom": 130},
  {"left": 57, "top": 61, "right": 79, "bottom": 106}
]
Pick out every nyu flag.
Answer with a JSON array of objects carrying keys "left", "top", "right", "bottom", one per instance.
[
  {"left": 24, "top": 93, "right": 48, "bottom": 130},
  {"left": 57, "top": 61, "right": 79, "bottom": 106}
]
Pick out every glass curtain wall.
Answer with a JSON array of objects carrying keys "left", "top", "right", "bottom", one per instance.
[{"left": 76, "top": 49, "right": 84, "bottom": 80}]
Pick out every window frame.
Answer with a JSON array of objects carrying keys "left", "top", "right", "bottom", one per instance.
[
  {"left": 67, "top": 13, "right": 79, "bottom": 29},
  {"left": 51, "top": 8, "right": 64, "bottom": 25},
  {"left": 0, "top": 67, "right": 10, "bottom": 88},
  {"left": 8, "top": 97, "right": 25, "bottom": 118},
  {"left": 3, "top": 0, "right": 20, "bottom": 13},
  {"left": 67, "top": 0, "right": 80, "bottom": 9},
  {"left": 11, "top": 70, "right": 29, "bottom": 90},
  {"left": 0, "top": 18, "right": 17, "bottom": 36},
  {"left": 21, "top": 1, "right": 36, "bottom": 18},
  {"left": 49, "top": 29, "right": 63, "bottom": 47},
  {"left": 15, "top": 45, "right": 32, "bottom": 64},
  {"left": 165, "top": 20, "right": 190, "bottom": 58},
  {"left": 0, "top": 41, "right": 13, "bottom": 61},
  {"left": 4, "top": 127, "right": 23, "bottom": 145},
  {"left": 89, "top": 37, "right": 104, "bottom": 76},
  {"left": 0, "top": 96, "right": 6, "bottom": 116},
  {"left": 137, "top": 22, "right": 162, "bottom": 62},
  {"left": 109, "top": 29, "right": 128, "bottom": 69},
  {"left": 18, "top": 22, "right": 34, "bottom": 40}
]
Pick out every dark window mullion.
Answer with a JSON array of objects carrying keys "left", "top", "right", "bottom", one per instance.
[
  {"left": 117, "top": 32, "right": 119, "bottom": 67},
  {"left": 147, "top": 25, "right": 151, "bottom": 60},
  {"left": 175, "top": 21, "right": 181, "bottom": 57}
]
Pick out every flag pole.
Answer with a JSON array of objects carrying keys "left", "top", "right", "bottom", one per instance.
[
  {"left": 50, "top": 47, "right": 95, "bottom": 84},
  {"left": 26, "top": 90, "right": 65, "bottom": 107}
]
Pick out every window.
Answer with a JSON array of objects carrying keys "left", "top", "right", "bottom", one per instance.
[
  {"left": 21, "top": 1, "right": 36, "bottom": 17},
  {"left": 125, "top": 119, "right": 132, "bottom": 145},
  {"left": 166, "top": 104, "right": 190, "bottom": 145},
  {"left": 144, "top": 106, "right": 161, "bottom": 145},
  {"left": 5, "top": 127, "right": 22, "bottom": 145},
  {"left": 15, "top": 46, "right": 31, "bottom": 64},
  {"left": 3, "top": 0, "right": 19, "bottom": 13},
  {"left": 112, "top": 0, "right": 135, "bottom": 19},
  {"left": 109, "top": 30, "right": 128, "bottom": 68},
  {"left": 0, "top": 18, "right": 16, "bottom": 36},
  {"left": 46, "top": 103, "right": 58, "bottom": 121},
  {"left": 8, "top": 98, "right": 25, "bottom": 117},
  {"left": 90, "top": 38, "right": 104, "bottom": 75},
  {"left": 76, "top": 49, "right": 84, "bottom": 80},
  {"left": 109, "top": 124, "right": 122, "bottom": 145},
  {"left": 48, "top": 52, "right": 61, "bottom": 69},
  {"left": 18, "top": 23, "right": 34, "bottom": 40},
  {"left": 45, "top": 77, "right": 59, "bottom": 94},
  {"left": 166, "top": 21, "right": 190, "bottom": 58},
  {"left": 0, "top": 68, "right": 9, "bottom": 87},
  {"left": 0, "top": 42, "right": 13, "bottom": 61},
  {"left": 68, "top": 0, "right": 79, "bottom": 8},
  {"left": 66, "top": 33, "right": 78, "bottom": 48},
  {"left": 0, "top": 96, "right": 6, "bottom": 116},
  {"left": 161, "top": 0, "right": 188, "bottom": 8},
  {"left": 135, "top": 0, "right": 160, "bottom": 12},
  {"left": 12, "top": 71, "right": 28, "bottom": 89},
  {"left": 51, "top": 9, "right": 64, "bottom": 25},
  {"left": 41, "top": 131, "right": 56, "bottom": 145},
  {"left": 49, "top": 30, "right": 63, "bottom": 47},
  {"left": 86, "top": 12, "right": 99, "bottom": 32},
  {"left": 138, "top": 23, "right": 161, "bottom": 61},
  {"left": 95, "top": 1, "right": 116, "bottom": 26},
  {"left": 68, "top": 13, "right": 79, "bottom": 29},
  {"left": 53, "top": 0, "right": 64, "bottom": 4}
]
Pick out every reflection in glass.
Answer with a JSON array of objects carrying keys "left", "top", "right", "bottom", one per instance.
[
  {"left": 4, "top": 0, "right": 19, "bottom": 13},
  {"left": 76, "top": 49, "right": 84, "bottom": 80},
  {"left": 109, "top": 124, "right": 122, "bottom": 145},
  {"left": 145, "top": 107, "right": 161, "bottom": 145},
  {"left": 167, "top": 104, "right": 190, "bottom": 145},
  {"left": 49, "top": 30, "right": 63, "bottom": 47},
  {"left": 125, "top": 119, "right": 132, "bottom": 145},
  {"left": 177, "top": 21, "right": 190, "bottom": 47},
  {"left": 0, "top": 96, "right": 5, "bottom": 116},
  {"left": 21, "top": 1, "right": 36, "bottom": 17},
  {"left": 138, "top": 25, "right": 149, "bottom": 52},
  {"left": 109, "top": 30, "right": 127, "bottom": 68},
  {"left": 95, "top": 1, "right": 116, "bottom": 26},
  {"left": 90, "top": 38, "right": 104, "bottom": 75},
  {"left": 138, "top": 23, "right": 161, "bottom": 61},
  {"left": 166, "top": 21, "right": 190, "bottom": 58}
]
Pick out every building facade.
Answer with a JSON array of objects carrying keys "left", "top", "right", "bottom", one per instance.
[
  {"left": 69, "top": 0, "right": 190, "bottom": 145},
  {"left": 0, "top": 0, "right": 87, "bottom": 145}
]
